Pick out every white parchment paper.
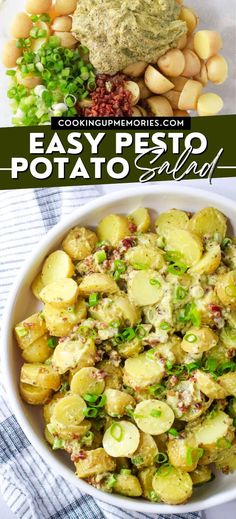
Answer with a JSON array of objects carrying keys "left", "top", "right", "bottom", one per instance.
[{"left": 0, "top": 0, "right": 235, "bottom": 126}]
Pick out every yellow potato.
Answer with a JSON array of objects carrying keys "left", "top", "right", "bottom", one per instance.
[
  {"left": 129, "top": 207, "right": 151, "bottom": 233},
  {"left": 190, "top": 466, "right": 212, "bottom": 486},
  {"left": 51, "top": 16, "right": 72, "bottom": 32},
  {"left": 216, "top": 271, "right": 236, "bottom": 306},
  {"left": 40, "top": 278, "right": 79, "bottom": 306},
  {"left": 128, "top": 270, "right": 164, "bottom": 306},
  {"left": 179, "top": 6, "right": 198, "bottom": 34},
  {"left": 176, "top": 33, "right": 188, "bottom": 50},
  {"left": 157, "top": 49, "right": 185, "bottom": 77},
  {"left": 195, "top": 370, "right": 227, "bottom": 399},
  {"left": 155, "top": 209, "right": 189, "bottom": 235},
  {"left": 195, "top": 62, "right": 208, "bottom": 86},
  {"left": 144, "top": 65, "right": 174, "bottom": 94},
  {"left": 173, "top": 109, "right": 189, "bottom": 117},
  {"left": 62, "top": 226, "right": 97, "bottom": 261},
  {"left": 2, "top": 40, "right": 22, "bottom": 68},
  {"left": 136, "top": 79, "right": 152, "bottom": 100},
  {"left": 44, "top": 299, "right": 87, "bottom": 337},
  {"left": 97, "top": 214, "right": 130, "bottom": 246},
  {"left": 118, "top": 337, "right": 143, "bottom": 358},
  {"left": 169, "top": 76, "right": 188, "bottom": 92},
  {"left": 31, "top": 273, "right": 44, "bottom": 300},
  {"left": 52, "top": 337, "right": 96, "bottom": 374},
  {"left": 53, "top": 31, "right": 77, "bottom": 49},
  {"left": 152, "top": 466, "right": 192, "bottom": 504},
  {"left": 182, "top": 49, "right": 201, "bottom": 78},
  {"left": 189, "top": 244, "right": 221, "bottom": 274},
  {"left": 75, "top": 448, "right": 116, "bottom": 478},
  {"left": 167, "top": 436, "right": 200, "bottom": 472},
  {"left": 146, "top": 96, "right": 173, "bottom": 117},
  {"left": 55, "top": 0, "right": 78, "bottom": 15},
  {"left": 78, "top": 273, "right": 118, "bottom": 295},
  {"left": 125, "top": 81, "right": 140, "bottom": 105},
  {"left": 194, "top": 411, "right": 232, "bottom": 447},
  {"left": 125, "top": 245, "right": 164, "bottom": 270},
  {"left": 132, "top": 432, "right": 158, "bottom": 468},
  {"left": 70, "top": 367, "right": 105, "bottom": 396},
  {"left": 134, "top": 400, "right": 174, "bottom": 435},
  {"left": 165, "top": 228, "right": 203, "bottom": 267},
  {"left": 97, "top": 361, "right": 123, "bottom": 390},
  {"left": 178, "top": 79, "right": 203, "bottom": 110},
  {"left": 139, "top": 467, "right": 156, "bottom": 499},
  {"left": 104, "top": 388, "right": 135, "bottom": 417},
  {"left": 197, "top": 93, "right": 224, "bottom": 117},
  {"left": 188, "top": 207, "right": 227, "bottom": 240},
  {"left": 20, "top": 382, "right": 51, "bottom": 405},
  {"left": 52, "top": 394, "right": 85, "bottom": 426},
  {"left": 181, "top": 327, "right": 218, "bottom": 356},
  {"left": 124, "top": 353, "right": 165, "bottom": 389},
  {"left": 22, "top": 334, "right": 51, "bottom": 363},
  {"left": 206, "top": 55, "right": 228, "bottom": 85},
  {"left": 10, "top": 13, "right": 33, "bottom": 38},
  {"left": 123, "top": 61, "right": 147, "bottom": 77},
  {"left": 103, "top": 420, "right": 140, "bottom": 457},
  {"left": 42, "top": 250, "right": 74, "bottom": 285},
  {"left": 194, "top": 30, "right": 223, "bottom": 60},
  {"left": 113, "top": 474, "right": 142, "bottom": 497},
  {"left": 218, "top": 372, "right": 236, "bottom": 397},
  {"left": 16, "top": 70, "right": 42, "bottom": 89},
  {"left": 163, "top": 90, "right": 181, "bottom": 110},
  {"left": 20, "top": 363, "right": 60, "bottom": 391},
  {"left": 15, "top": 312, "right": 47, "bottom": 350},
  {"left": 25, "top": 0, "right": 52, "bottom": 14}
]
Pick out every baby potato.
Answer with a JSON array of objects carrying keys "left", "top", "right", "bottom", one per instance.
[
  {"left": 173, "top": 110, "right": 189, "bottom": 117},
  {"left": 75, "top": 448, "right": 116, "bottom": 478},
  {"left": 144, "top": 65, "right": 174, "bottom": 94},
  {"left": 52, "top": 337, "right": 96, "bottom": 374},
  {"left": 55, "top": 0, "right": 78, "bottom": 15},
  {"left": 194, "top": 411, "right": 232, "bottom": 448},
  {"left": 157, "top": 49, "right": 185, "bottom": 78},
  {"left": 25, "top": 0, "right": 52, "bottom": 14},
  {"left": 42, "top": 250, "right": 74, "bottom": 285},
  {"left": 182, "top": 49, "right": 201, "bottom": 78},
  {"left": 134, "top": 400, "right": 174, "bottom": 435},
  {"left": 51, "top": 16, "right": 72, "bottom": 32},
  {"left": 43, "top": 392, "right": 64, "bottom": 423},
  {"left": 104, "top": 388, "right": 135, "bottom": 418},
  {"left": 103, "top": 420, "right": 140, "bottom": 457},
  {"left": 176, "top": 33, "right": 188, "bottom": 50},
  {"left": 97, "top": 361, "right": 123, "bottom": 390},
  {"left": 62, "top": 226, "right": 97, "bottom": 261},
  {"left": 195, "top": 62, "right": 208, "bottom": 86},
  {"left": 22, "top": 334, "right": 51, "bottom": 363},
  {"left": 40, "top": 278, "right": 79, "bottom": 306},
  {"left": 16, "top": 70, "right": 42, "bottom": 89},
  {"left": 167, "top": 436, "right": 201, "bottom": 472},
  {"left": 216, "top": 270, "right": 236, "bottom": 306},
  {"left": 163, "top": 90, "right": 181, "bottom": 110},
  {"left": 190, "top": 466, "right": 212, "bottom": 486},
  {"left": 195, "top": 370, "right": 227, "bottom": 399},
  {"left": 152, "top": 466, "right": 193, "bottom": 505},
  {"left": 132, "top": 432, "right": 158, "bottom": 468},
  {"left": 139, "top": 466, "right": 156, "bottom": 499},
  {"left": 15, "top": 312, "right": 47, "bottom": 350},
  {"left": 70, "top": 367, "right": 105, "bottom": 396},
  {"left": 113, "top": 474, "right": 142, "bottom": 497},
  {"left": 97, "top": 214, "right": 130, "bottom": 246},
  {"left": 118, "top": 337, "right": 143, "bottom": 358},
  {"left": 165, "top": 228, "right": 203, "bottom": 267},
  {"left": 78, "top": 273, "right": 118, "bottom": 295},
  {"left": 31, "top": 273, "right": 44, "bottom": 300},
  {"left": 215, "top": 442, "right": 236, "bottom": 474},
  {"left": 146, "top": 96, "right": 173, "bottom": 117},
  {"left": 44, "top": 299, "right": 87, "bottom": 337},
  {"left": 197, "top": 93, "right": 224, "bottom": 117},
  {"left": 136, "top": 79, "right": 152, "bottom": 100},
  {"left": 218, "top": 372, "right": 236, "bottom": 397},
  {"left": 188, "top": 207, "right": 227, "bottom": 240},
  {"left": 2, "top": 40, "right": 22, "bottom": 68},
  {"left": 53, "top": 31, "right": 77, "bottom": 49},
  {"left": 51, "top": 394, "right": 85, "bottom": 427},
  {"left": 179, "top": 6, "right": 198, "bottom": 34},
  {"left": 181, "top": 327, "right": 218, "bottom": 357},
  {"left": 155, "top": 209, "right": 189, "bottom": 235},
  {"left": 20, "top": 363, "right": 60, "bottom": 391},
  {"left": 189, "top": 244, "right": 221, "bottom": 274},
  {"left": 194, "top": 30, "right": 223, "bottom": 60},
  {"left": 124, "top": 353, "right": 165, "bottom": 390},
  {"left": 129, "top": 207, "right": 151, "bottom": 233},
  {"left": 20, "top": 382, "right": 51, "bottom": 405},
  {"left": 206, "top": 55, "right": 228, "bottom": 85},
  {"left": 128, "top": 270, "right": 164, "bottom": 306},
  {"left": 10, "top": 13, "right": 33, "bottom": 39},
  {"left": 178, "top": 79, "right": 203, "bottom": 110},
  {"left": 125, "top": 245, "right": 164, "bottom": 270},
  {"left": 125, "top": 81, "right": 140, "bottom": 105},
  {"left": 169, "top": 76, "right": 188, "bottom": 92},
  {"left": 123, "top": 61, "right": 147, "bottom": 77}
]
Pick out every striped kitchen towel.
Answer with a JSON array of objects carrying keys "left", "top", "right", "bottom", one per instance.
[{"left": 0, "top": 187, "right": 201, "bottom": 519}]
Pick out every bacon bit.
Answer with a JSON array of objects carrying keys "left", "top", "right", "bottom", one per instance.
[
  {"left": 82, "top": 74, "right": 133, "bottom": 117},
  {"left": 209, "top": 304, "right": 222, "bottom": 316},
  {"left": 194, "top": 403, "right": 202, "bottom": 409},
  {"left": 128, "top": 220, "right": 137, "bottom": 233},
  {"left": 91, "top": 369, "right": 107, "bottom": 380},
  {"left": 58, "top": 336, "right": 67, "bottom": 343},
  {"left": 169, "top": 375, "right": 178, "bottom": 387},
  {"left": 99, "top": 322, "right": 108, "bottom": 329},
  {"left": 94, "top": 350, "right": 104, "bottom": 362},
  {"left": 71, "top": 450, "right": 87, "bottom": 462},
  {"left": 120, "top": 237, "right": 136, "bottom": 250}
]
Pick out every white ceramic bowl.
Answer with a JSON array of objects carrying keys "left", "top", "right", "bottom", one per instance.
[{"left": 2, "top": 185, "right": 236, "bottom": 514}]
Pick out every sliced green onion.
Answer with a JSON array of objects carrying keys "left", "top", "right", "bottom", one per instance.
[
  {"left": 186, "top": 447, "right": 193, "bottom": 466},
  {"left": 95, "top": 250, "right": 107, "bottom": 264},
  {"left": 216, "top": 438, "right": 231, "bottom": 449},
  {"left": 83, "top": 393, "right": 99, "bottom": 404},
  {"left": 68, "top": 306, "right": 76, "bottom": 313},
  {"left": 52, "top": 437, "right": 64, "bottom": 450},
  {"left": 110, "top": 423, "right": 123, "bottom": 442},
  {"left": 221, "top": 238, "right": 232, "bottom": 249},
  {"left": 146, "top": 348, "right": 156, "bottom": 360},
  {"left": 164, "top": 251, "right": 182, "bottom": 263},
  {"left": 150, "top": 409, "right": 162, "bottom": 418},
  {"left": 176, "top": 286, "right": 188, "bottom": 300},
  {"left": 88, "top": 293, "right": 99, "bottom": 307},
  {"left": 133, "top": 263, "right": 148, "bottom": 270},
  {"left": 168, "top": 262, "right": 188, "bottom": 276},
  {"left": 217, "top": 361, "right": 236, "bottom": 375},
  {"left": 83, "top": 407, "right": 98, "bottom": 418},
  {"left": 113, "top": 259, "right": 126, "bottom": 280},
  {"left": 91, "top": 394, "right": 106, "bottom": 408},
  {"left": 196, "top": 447, "right": 204, "bottom": 460},
  {"left": 150, "top": 278, "right": 161, "bottom": 287},
  {"left": 160, "top": 321, "right": 171, "bottom": 331},
  {"left": 60, "top": 381, "right": 69, "bottom": 393},
  {"left": 106, "top": 474, "right": 117, "bottom": 488},
  {"left": 168, "top": 428, "right": 179, "bottom": 437},
  {"left": 149, "top": 491, "right": 160, "bottom": 502},
  {"left": 47, "top": 337, "right": 58, "bottom": 349},
  {"left": 148, "top": 384, "right": 166, "bottom": 397},
  {"left": 122, "top": 327, "right": 136, "bottom": 342},
  {"left": 184, "top": 333, "right": 197, "bottom": 343},
  {"left": 155, "top": 452, "right": 168, "bottom": 464},
  {"left": 120, "top": 469, "right": 131, "bottom": 475},
  {"left": 185, "top": 361, "right": 201, "bottom": 374},
  {"left": 203, "top": 357, "right": 218, "bottom": 374},
  {"left": 15, "top": 326, "right": 28, "bottom": 338},
  {"left": 131, "top": 456, "right": 144, "bottom": 465},
  {"left": 135, "top": 325, "right": 146, "bottom": 338}
]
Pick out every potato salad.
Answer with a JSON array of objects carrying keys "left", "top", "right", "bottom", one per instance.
[{"left": 15, "top": 206, "right": 236, "bottom": 505}]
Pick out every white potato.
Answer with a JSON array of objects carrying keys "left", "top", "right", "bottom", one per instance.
[
  {"left": 78, "top": 273, "right": 118, "bottom": 295},
  {"left": 178, "top": 79, "right": 203, "bottom": 110},
  {"left": 181, "top": 327, "right": 218, "bottom": 356},
  {"left": 113, "top": 474, "right": 142, "bottom": 497},
  {"left": 134, "top": 400, "right": 174, "bottom": 435},
  {"left": 103, "top": 420, "right": 140, "bottom": 457},
  {"left": 52, "top": 337, "right": 95, "bottom": 374},
  {"left": 216, "top": 271, "right": 236, "bottom": 306},
  {"left": 129, "top": 207, "right": 151, "bottom": 233},
  {"left": 195, "top": 370, "right": 227, "bottom": 399},
  {"left": 75, "top": 448, "right": 116, "bottom": 478},
  {"left": 157, "top": 49, "right": 185, "bottom": 77},
  {"left": 70, "top": 367, "right": 105, "bottom": 396},
  {"left": 153, "top": 466, "right": 192, "bottom": 505},
  {"left": 125, "top": 81, "right": 140, "bottom": 105},
  {"left": 20, "top": 382, "right": 51, "bottom": 405},
  {"left": 144, "top": 65, "right": 174, "bottom": 94},
  {"left": 155, "top": 209, "right": 189, "bottom": 235},
  {"left": 188, "top": 207, "right": 227, "bottom": 239},
  {"left": 97, "top": 214, "right": 130, "bottom": 246},
  {"left": 132, "top": 432, "right": 158, "bottom": 468},
  {"left": 189, "top": 244, "right": 221, "bottom": 274},
  {"left": 42, "top": 250, "right": 74, "bottom": 285},
  {"left": 128, "top": 270, "right": 164, "bottom": 306},
  {"left": 22, "top": 334, "right": 51, "bottom": 363},
  {"left": 52, "top": 394, "right": 86, "bottom": 426},
  {"left": 20, "top": 363, "right": 60, "bottom": 391},
  {"left": 124, "top": 353, "right": 165, "bottom": 389},
  {"left": 104, "top": 388, "right": 135, "bottom": 417},
  {"left": 165, "top": 228, "right": 203, "bottom": 267},
  {"left": 15, "top": 312, "right": 47, "bottom": 350},
  {"left": 44, "top": 299, "right": 87, "bottom": 337},
  {"left": 194, "top": 411, "right": 232, "bottom": 447},
  {"left": 40, "top": 278, "right": 79, "bottom": 306}
]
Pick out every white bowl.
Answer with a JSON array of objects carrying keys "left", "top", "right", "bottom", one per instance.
[{"left": 2, "top": 185, "right": 236, "bottom": 514}]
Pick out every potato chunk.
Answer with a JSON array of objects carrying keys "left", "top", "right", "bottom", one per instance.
[
  {"left": 152, "top": 466, "right": 192, "bottom": 504},
  {"left": 52, "top": 337, "right": 96, "bottom": 374},
  {"left": 132, "top": 432, "right": 158, "bottom": 468},
  {"left": 20, "top": 382, "right": 51, "bottom": 405},
  {"left": 128, "top": 270, "right": 164, "bottom": 306},
  {"left": 190, "top": 466, "right": 212, "bottom": 485},
  {"left": 97, "top": 214, "right": 130, "bottom": 246},
  {"left": 113, "top": 474, "right": 142, "bottom": 497},
  {"left": 195, "top": 370, "right": 227, "bottom": 399},
  {"left": 75, "top": 448, "right": 116, "bottom": 478},
  {"left": 31, "top": 273, "right": 44, "bottom": 300},
  {"left": 78, "top": 273, "right": 118, "bottom": 295},
  {"left": 62, "top": 226, "right": 97, "bottom": 260},
  {"left": 139, "top": 466, "right": 156, "bottom": 499},
  {"left": 104, "top": 388, "right": 135, "bottom": 417},
  {"left": 155, "top": 209, "right": 189, "bottom": 235},
  {"left": 44, "top": 299, "right": 87, "bottom": 337},
  {"left": 167, "top": 436, "right": 203, "bottom": 472},
  {"left": 42, "top": 250, "right": 74, "bottom": 285},
  {"left": 218, "top": 372, "right": 236, "bottom": 397},
  {"left": 124, "top": 353, "right": 165, "bottom": 389},
  {"left": 134, "top": 400, "right": 174, "bottom": 435},
  {"left": 22, "top": 334, "right": 51, "bottom": 363},
  {"left": 189, "top": 244, "right": 221, "bottom": 274},
  {"left": 103, "top": 421, "right": 140, "bottom": 457},
  {"left": 70, "top": 367, "right": 105, "bottom": 396},
  {"left": 129, "top": 208, "right": 151, "bottom": 233},
  {"left": 20, "top": 363, "right": 61, "bottom": 391},
  {"left": 188, "top": 207, "right": 227, "bottom": 240},
  {"left": 51, "top": 394, "right": 86, "bottom": 427},
  {"left": 40, "top": 278, "right": 79, "bottom": 307},
  {"left": 165, "top": 228, "right": 203, "bottom": 267},
  {"left": 15, "top": 312, "right": 47, "bottom": 350},
  {"left": 194, "top": 411, "right": 232, "bottom": 447},
  {"left": 216, "top": 271, "right": 236, "bottom": 306},
  {"left": 181, "top": 327, "right": 218, "bottom": 357}
]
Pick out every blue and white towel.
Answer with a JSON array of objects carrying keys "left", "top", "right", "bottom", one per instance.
[{"left": 0, "top": 187, "right": 201, "bottom": 519}]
